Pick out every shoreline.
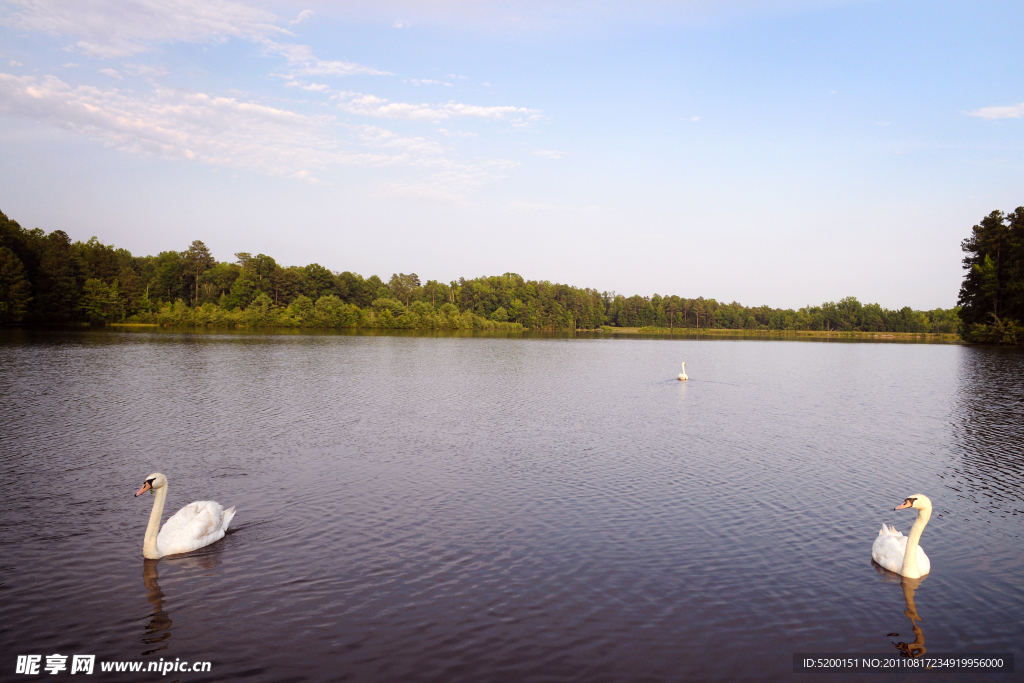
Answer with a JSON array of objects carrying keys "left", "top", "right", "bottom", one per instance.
[
  {"left": 594, "top": 326, "right": 962, "bottom": 343},
  {"left": 11, "top": 324, "right": 963, "bottom": 343}
]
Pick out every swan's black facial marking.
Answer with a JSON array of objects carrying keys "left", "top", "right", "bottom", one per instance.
[{"left": 905, "top": 497, "right": 917, "bottom": 506}]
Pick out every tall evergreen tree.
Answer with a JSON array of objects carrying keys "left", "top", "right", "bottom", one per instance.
[
  {"left": 958, "top": 208, "right": 1024, "bottom": 342},
  {"left": 0, "top": 246, "right": 32, "bottom": 323}
]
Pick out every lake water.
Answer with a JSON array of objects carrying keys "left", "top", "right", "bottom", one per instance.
[{"left": 1, "top": 330, "right": 1021, "bottom": 682}]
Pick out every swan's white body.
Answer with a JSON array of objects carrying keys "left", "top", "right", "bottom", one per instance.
[
  {"left": 872, "top": 494, "right": 931, "bottom": 579},
  {"left": 872, "top": 524, "right": 930, "bottom": 576},
  {"left": 678, "top": 362, "right": 688, "bottom": 381},
  {"left": 136, "top": 473, "right": 236, "bottom": 559}
]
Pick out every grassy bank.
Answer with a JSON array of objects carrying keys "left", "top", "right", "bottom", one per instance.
[{"left": 597, "top": 326, "right": 962, "bottom": 343}]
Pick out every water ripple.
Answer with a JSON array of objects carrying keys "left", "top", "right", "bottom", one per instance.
[{"left": 1, "top": 330, "right": 1022, "bottom": 682}]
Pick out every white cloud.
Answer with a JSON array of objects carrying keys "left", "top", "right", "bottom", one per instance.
[
  {"left": 969, "top": 103, "right": 1024, "bottom": 120},
  {"left": 690, "top": 115, "right": 700, "bottom": 122},
  {"left": 533, "top": 149, "right": 564, "bottom": 159},
  {"left": 335, "top": 90, "right": 541, "bottom": 122},
  {"left": 9, "top": 59, "right": 23, "bottom": 66},
  {"left": 61, "top": 62, "right": 79, "bottom": 67},
  {"left": 0, "top": 72, "right": 405, "bottom": 180},
  {"left": 289, "top": 9, "right": 312, "bottom": 25},
  {"left": 267, "top": 42, "right": 390, "bottom": 78},
  {"left": 124, "top": 62, "right": 168, "bottom": 78},
  {"left": 1, "top": 0, "right": 289, "bottom": 58},
  {"left": 1, "top": 1, "right": 389, "bottom": 80},
  {"left": 354, "top": 125, "right": 444, "bottom": 155},
  {"left": 411, "top": 78, "right": 452, "bottom": 87},
  {"left": 284, "top": 79, "right": 330, "bottom": 92},
  {"left": 0, "top": 1, "right": 532, "bottom": 198},
  {"left": 393, "top": 20, "right": 410, "bottom": 28},
  {"left": 0, "top": 71, "right": 514, "bottom": 197}
]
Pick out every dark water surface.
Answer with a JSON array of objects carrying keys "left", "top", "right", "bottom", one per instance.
[{"left": 1, "top": 330, "right": 1022, "bottom": 682}]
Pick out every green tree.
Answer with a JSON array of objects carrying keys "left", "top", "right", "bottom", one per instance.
[
  {"left": 389, "top": 273, "right": 420, "bottom": 306},
  {"left": 302, "top": 264, "right": 335, "bottom": 301},
  {"left": 181, "top": 240, "right": 216, "bottom": 305},
  {"left": 146, "top": 250, "right": 185, "bottom": 304},
  {"left": 80, "top": 278, "right": 125, "bottom": 323},
  {"left": 0, "top": 246, "right": 32, "bottom": 323},
  {"left": 197, "top": 262, "right": 240, "bottom": 304},
  {"left": 373, "top": 297, "right": 406, "bottom": 317},
  {"left": 958, "top": 208, "right": 1024, "bottom": 342}
]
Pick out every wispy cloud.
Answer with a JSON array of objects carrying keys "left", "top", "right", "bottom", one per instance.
[
  {"left": 533, "top": 149, "right": 564, "bottom": 159},
  {"left": 969, "top": 103, "right": 1024, "bottom": 120},
  {"left": 0, "top": 71, "right": 517, "bottom": 197},
  {"left": 1, "top": 0, "right": 289, "bottom": 58},
  {"left": 124, "top": 62, "right": 168, "bottom": 79},
  {"left": 355, "top": 125, "right": 444, "bottom": 155},
  {"left": 0, "top": 72, "right": 404, "bottom": 181},
  {"left": 0, "top": 1, "right": 539, "bottom": 199},
  {"left": 284, "top": 79, "right": 330, "bottom": 92},
  {"left": 335, "top": 91, "right": 542, "bottom": 122},
  {"left": 267, "top": 42, "right": 390, "bottom": 78},
  {"left": 289, "top": 9, "right": 312, "bottom": 26},
  {"left": 0, "top": 0, "right": 389, "bottom": 79}
]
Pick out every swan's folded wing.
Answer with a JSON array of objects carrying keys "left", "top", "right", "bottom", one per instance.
[
  {"left": 158, "top": 501, "right": 225, "bottom": 554},
  {"left": 871, "top": 531, "right": 907, "bottom": 574}
]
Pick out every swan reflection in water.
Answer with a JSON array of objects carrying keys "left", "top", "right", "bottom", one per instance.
[
  {"left": 893, "top": 576, "right": 926, "bottom": 658},
  {"left": 140, "top": 551, "right": 222, "bottom": 657},
  {"left": 141, "top": 560, "right": 172, "bottom": 656},
  {"left": 873, "top": 562, "right": 927, "bottom": 658}
]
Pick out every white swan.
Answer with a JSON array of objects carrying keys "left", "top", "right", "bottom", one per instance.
[
  {"left": 678, "top": 362, "right": 688, "bottom": 381},
  {"left": 872, "top": 494, "right": 931, "bottom": 578},
  {"left": 135, "top": 473, "right": 236, "bottom": 560}
]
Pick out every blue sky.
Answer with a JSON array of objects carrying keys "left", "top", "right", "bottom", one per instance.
[{"left": 1, "top": 0, "right": 1022, "bottom": 309}]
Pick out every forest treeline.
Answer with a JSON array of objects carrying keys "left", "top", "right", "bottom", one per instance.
[
  {"left": 957, "top": 208, "right": 1024, "bottom": 344},
  {"left": 0, "top": 207, "right": 963, "bottom": 335}
]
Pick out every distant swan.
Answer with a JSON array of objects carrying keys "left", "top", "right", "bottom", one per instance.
[
  {"left": 678, "top": 362, "right": 688, "bottom": 381},
  {"left": 135, "top": 473, "right": 236, "bottom": 560},
  {"left": 872, "top": 494, "right": 931, "bottom": 578}
]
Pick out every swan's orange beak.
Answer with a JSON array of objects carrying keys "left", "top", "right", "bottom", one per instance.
[
  {"left": 894, "top": 500, "right": 913, "bottom": 510},
  {"left": 134, "top": 481, "right": 152, "bottom": 497}
]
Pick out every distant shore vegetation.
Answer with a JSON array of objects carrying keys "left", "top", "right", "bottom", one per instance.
[{"left": 0, "top": 206, "right": 1001, "bottom": 340}]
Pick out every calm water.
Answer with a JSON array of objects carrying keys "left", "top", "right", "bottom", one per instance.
[{"left": 1, "top": 330, "right": 1021, "bottom": 682}]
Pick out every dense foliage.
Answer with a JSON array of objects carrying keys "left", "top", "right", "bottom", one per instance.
[
  {"left": 957, "top": 208, "right": 1024, "bottom": 344},
  {"left": 1, "top": 208, "right": 959, "bottom": 334}
]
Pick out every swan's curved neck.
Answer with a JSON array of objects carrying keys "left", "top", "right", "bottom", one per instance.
[
  {"left": 901, "top": 506, "right": 931, "bottom": 578},
  {"left": 143, "top": 486, "right": 166, "bottom": 559}
]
